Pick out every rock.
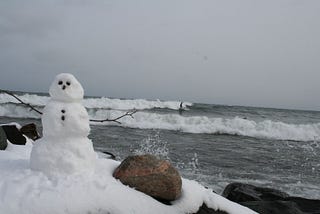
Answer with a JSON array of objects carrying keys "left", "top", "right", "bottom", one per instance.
[
  {"left": 20, "top": 123, "right": 40, "bottom": 140},
  {"left": 0, "top": 123, "right": 39, "bottom": 146},
  {"left": 1, "top": 125, "right": 26, "bottom": 145},
  {"left": 222, "top": 182, "right": 290, "bottom": 202},
  {"left": 194, "top": 203, "right": 228, "bottom": 214},
  {"left": 0, "top": 127, "right": 8, "bottom": 150},
  {"left": 285, "top": 197, "right": 320, "bottom": 213},
  {"left": 113, "top": 154, "right": 182, "bottom": 202},
  {"left": 222, "top": 182, "right": 320, "bottom": 214},
  {"left": 240, "top": 200, "right": 304, "bottom": 214}
]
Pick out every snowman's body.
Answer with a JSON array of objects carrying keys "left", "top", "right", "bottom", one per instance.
[
  {"left": 42, "top": 101, "right": 90, "bottom": 138},
  {"left": 30, "top": 73, "right": 96, "bottom": 177}
]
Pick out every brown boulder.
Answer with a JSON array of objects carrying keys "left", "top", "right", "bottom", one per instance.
[{"left": 113, "top": 154, "right": 182, "bottom": 201}]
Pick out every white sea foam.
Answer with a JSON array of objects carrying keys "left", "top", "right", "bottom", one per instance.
[
  {"left": 1, "top": 93, "right": 319, "bottom": 142},
  {"left": 91, "top": 110, "right": 320, "bottom": 142},
  {"left": 0, "top": 93, "right": 49, "bottom": 106},
  {"left": 133, "top": 132, "right": 169, "bottom": 159},
  {"left": 0, "top": 93, "right": 192, "bottom": 110},
  {"left": 84, "top": 97, "right": 192, "bottom": 110},
  {"left": 0, "top": 104, "right": 41, "bottom": 119}
]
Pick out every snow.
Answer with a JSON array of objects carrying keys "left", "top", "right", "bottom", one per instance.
[
  {"left": 41, "top": 101, "right": 90, "bottom": 137},
  {"left": 0, "top": 142, "right": 257, "bottom": 214},
  {"left": 49, "top": 73, "right": 84, "bottom": 102},
  {"left": 0, "top": 122, "right": 22, "bottom": 129},
  {"left": 0, "top": 74, "right": 257, "bottom": 213},
  {"left": 30, "top": 137, "right": 96, "bottom": 177},
  {"left": 30, "top": 73, "right": 96, "bottom": 178}
]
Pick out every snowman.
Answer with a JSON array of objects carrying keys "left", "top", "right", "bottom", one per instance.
[{"left": 30, "top": 73, "right": 96, "bottom": 177}]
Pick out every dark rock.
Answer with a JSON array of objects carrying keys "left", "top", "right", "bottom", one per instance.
[
  {"left": 113, "top": 154, "right": 182, "bottom": 201},
  {"left": 241, "top": 200, "right": 306, "bottom": 214},
  {"left": 222, "top": 182, "right": 320, "bottom": 214},
  {"left": 20, "top": 123, "right": 40, "bottom": 140},
  {"left": 286, "top": 197, "right": 320, "bottom": 213},
  {"left": 0, "top": 127, "right": 8, "bottom": 150},
  {"left": 194, "top": 203, "right": 228, "bottom": 214},
  {"left": 222, "top": 182, "right": 290, "bottom": 202},
  {"left": 1, "top": 125, "right": 26, "bottom": 145},
  {"left": 0, "top": 123, "right": 39, "bottom": 146}
]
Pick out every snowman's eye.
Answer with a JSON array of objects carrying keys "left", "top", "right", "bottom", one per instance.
[
  {"left": 58, "top": 81, "right": 63, "bottom": 85},
  {"left": 66, "top": 81, "right": 71, "bottom": 86}
]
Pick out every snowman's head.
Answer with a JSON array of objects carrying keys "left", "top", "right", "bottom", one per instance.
[{"left": 49, "top": 73, "right": 84, "bottom": 102}]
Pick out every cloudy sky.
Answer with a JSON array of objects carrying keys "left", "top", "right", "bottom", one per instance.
[{"left": 0, "top": 0, "right": 319, "bottom": 110}]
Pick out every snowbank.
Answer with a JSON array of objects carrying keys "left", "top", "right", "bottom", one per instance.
[{"left": 0, "top": 142, "right": 256, "bottom": 214}]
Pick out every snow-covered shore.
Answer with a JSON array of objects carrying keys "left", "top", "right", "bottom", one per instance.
[
  {"left": 0, "top": 141, "right": 256, "bottom": 214},
  {"left": 0, "top": 73, "right": 257, "bottom": 213}
]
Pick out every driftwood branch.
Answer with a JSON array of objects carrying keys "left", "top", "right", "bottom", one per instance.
[
  {"left": 0, "top": 89, "right": 137, "bottom": 124},
  {"left": 90, "top": 109, "right": 137, "bottom": 124},
  {"left": 0, "top": 89, "right": 43, "bottom": 115}
]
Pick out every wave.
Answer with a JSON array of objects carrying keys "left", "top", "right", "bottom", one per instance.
[
  {"left": 0, "top": 104, "right": 42, "bottom": 119},
  {"left": 90, "top": 110, "right": 320, "bottom": 142},
  {"left": 0, "top": 92, "right": 192, "bottom": 110},
  {"left": 84, "top": 97, "right": 191, "bottom": 110},
  {"left": 1, "top": 92, "right": 319, "bottom": 142},
  {"left": 0, "top": 93, "right": 49, "bottom": 106}
]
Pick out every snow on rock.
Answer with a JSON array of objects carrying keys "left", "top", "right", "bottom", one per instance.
[
  {"left": 30, "top": 73, "right": 96, "bottom": 177},
  {"left": 0, "top": 144, "right": 257, "bottom": 214}
]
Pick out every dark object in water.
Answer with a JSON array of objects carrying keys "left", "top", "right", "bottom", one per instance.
[
  {"left": 0, "top": 127, "right": 8, "bottom": 150},
  {"left": 178, "top": 102, "right": 185, "bottom": 115},
  {"left": 101, "top": 151, "right": 116, "bottom": 160}
]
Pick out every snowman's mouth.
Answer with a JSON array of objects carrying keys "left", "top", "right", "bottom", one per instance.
[{"left": 62, "top": 85, "right": 66, "bottom": 90}]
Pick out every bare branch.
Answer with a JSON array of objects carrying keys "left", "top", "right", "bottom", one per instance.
[
  {"left": 0, "top": 89, "right": 137, "bottom": 124},
  {"left": 0, "top": 89, "right": 43, "bottom": 115},
  {"left": 89, "top": 109, "right": 138, "bottom": 124}
]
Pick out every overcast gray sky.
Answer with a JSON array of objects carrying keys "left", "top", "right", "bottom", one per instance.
[{"left": 0, "top": 0, "right": 320, "bottom": 110}]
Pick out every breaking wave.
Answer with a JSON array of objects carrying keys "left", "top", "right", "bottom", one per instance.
[
  {"left": 0, "top": 93, "right": 49, "bottom": 106},
  {"left": 0, "top": 93, "right": 192, "bottom": 110},
  {"left": 1, "top": 92, "right": 320, "bottom": 142},
  {"left": 90, "top": 110, "right": 320, "bottom": 142}
]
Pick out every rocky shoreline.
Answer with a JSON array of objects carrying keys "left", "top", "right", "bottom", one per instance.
[{"left": 112, "top": 154, "right": 320, "bottom": 214}]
